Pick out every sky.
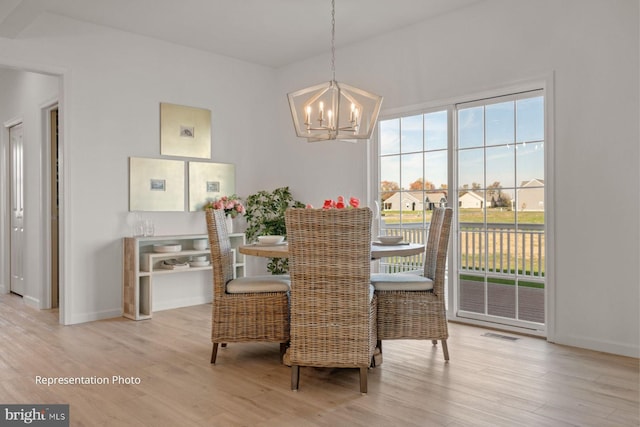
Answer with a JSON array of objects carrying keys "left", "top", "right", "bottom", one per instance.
[{"left": 379, "top": 96, "right": 544, "bottom": 193}]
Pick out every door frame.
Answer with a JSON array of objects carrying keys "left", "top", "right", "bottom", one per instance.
[
  {"left": 447, "top": 75, "right": 556, "bottom": 341},
  {"left": 41, "top": 100, "right": 59, "bottom": 310},
  {"left": 0, "top": 60, "right": 69, "bottom": 325}
]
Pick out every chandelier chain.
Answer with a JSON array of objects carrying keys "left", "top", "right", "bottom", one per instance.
[{"left": 331, "top": 0, "right": 336, "bottom": 81}]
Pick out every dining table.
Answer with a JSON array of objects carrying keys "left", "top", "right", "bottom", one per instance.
[{"left": 238, "top": 240, "right": 425, "bottom": 259}]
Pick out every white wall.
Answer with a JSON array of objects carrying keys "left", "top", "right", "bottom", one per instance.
[
  {"left": 0, "top": 14, "right": 278, "bottom": 323},
  {"left": 0, "top": 69, "right": 59, "bottom": 305},
  {"left": 275, "top": 0, "right": 639, "bottom": 357}
]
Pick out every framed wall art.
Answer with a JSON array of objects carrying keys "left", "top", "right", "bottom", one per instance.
[
  {"left": 129, "top": 157, "right": 185, "bottom": 211},
  {"left": 188, "top": 161, "right": 236, "bottom": 211},
  {"left": 160, "top": 103, "right": 211, "bottom": 159}
]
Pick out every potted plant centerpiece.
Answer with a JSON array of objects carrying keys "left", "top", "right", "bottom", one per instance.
[{"left": 244, "top": 187, "right": 305, "bottom": 274}]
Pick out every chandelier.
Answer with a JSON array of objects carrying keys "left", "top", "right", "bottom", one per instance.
[{"left": 287, "top": 0, "right": 383, "bottom": 142}]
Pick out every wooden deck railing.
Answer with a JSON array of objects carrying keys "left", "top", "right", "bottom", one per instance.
[
  {"left": 459, "top": 223, "right": 544, "bottom": 279},
  {"left": 379, "top": 222, "right": 545, "bottom": 279}
]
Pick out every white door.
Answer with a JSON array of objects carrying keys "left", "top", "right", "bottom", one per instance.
[{"left": 10, "top": 123, "right": 25, "bottom": 296}]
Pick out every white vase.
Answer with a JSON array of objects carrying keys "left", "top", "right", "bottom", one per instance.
[{"left": 225, "top": 216, "right": 233, "bottom": 233}]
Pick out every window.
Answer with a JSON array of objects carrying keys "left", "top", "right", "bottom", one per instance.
[{"left": 377, "top": 109, "right": 449, "bottom": 273}]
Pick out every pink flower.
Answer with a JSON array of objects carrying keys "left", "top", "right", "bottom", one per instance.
[
  {"left": 335, "top": 200, "right": 346, "bottom": 209},
  {"left": 204, "top": 194, "right": 245, "bottom": 218},
  {"left": 349, "top": 197, "right": 360, "bottom": 208},
  {"left": 305, "top": 203, "right": 314, "bottom": 209}
]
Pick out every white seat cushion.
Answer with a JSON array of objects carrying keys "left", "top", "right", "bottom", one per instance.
[
  {"left": 226, "top": 275, "right": 290, "bottom": 293},
  {"left": 371, "top": 273, "right": 433, "bottom": 291}
]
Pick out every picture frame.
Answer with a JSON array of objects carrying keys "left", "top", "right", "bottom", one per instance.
[
  {"left": 160, "top": 103, "right": 211, "bottom": 159},
  {"left": 129, "top": 157, "right": 185, "bottom": 211},
  {"left": 188, "top": 161, "right": 236, "bottom": 212},
  {"left": 150, "top": 179, "right": 166, "bottom": 191}
]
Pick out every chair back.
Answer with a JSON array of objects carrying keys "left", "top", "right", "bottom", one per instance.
[
  {"left": 285, "top": 207, "right": 374, "bottom": 367},
  {"left": 423, "top": 207, "right": 453, "bottom": 296},
  {"left": 205, "top": 209, "right": 234, "bottom": 298}
]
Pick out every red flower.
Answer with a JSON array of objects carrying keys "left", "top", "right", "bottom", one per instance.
[
  {"left": 323, "top": 199, "right": 336, "bottom": 209},
  {"left": 321, "top": 196, "right": 360, "bottom": 209}
]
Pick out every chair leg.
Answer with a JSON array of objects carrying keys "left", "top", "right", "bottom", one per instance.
[
  {"left": 442, "top": 339, "right": 449, "bottom": 361},
  {"left": 359, "top": 367, "right": 368, "bottom": 394},
  {"left": 221, "top": 343, "right": 227, "bottom": 347},
  {"left": 432, "top": 340, "right": 438, "bottom": 345},
  {"left": 372, "top": 341, "right": 383, "bottom": 367},
  {"left": 210, "top": 343, "right": 219, "bottom": 364},
  {"left": 291, "top": 365, "right": 300, "bottom": 391}
]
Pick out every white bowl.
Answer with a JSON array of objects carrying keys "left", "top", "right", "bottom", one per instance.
[
  {"left": 257, "top": 235, "right": 285, "bottom": 245},
  {"left": 189, "top": 260, "right": 210, "bottom": 268},
  {"left": 193, "top": 239, "right": 207, "bottom": 250},
  {"left": 191, "top": 255, "right": 207, "bottom": 262},
  {"left": 153, "top": 243, "right": 182, "bottom": 253},
  {"left": 377, "top": 235, "right": 403, "bottom": 245}
]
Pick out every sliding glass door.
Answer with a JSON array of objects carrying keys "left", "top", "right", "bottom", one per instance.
[
  {"left": 375, "top": 87, "right": 547, "bottom": 334},
  {"left": 456, "top": 91, "right": 545, "bottom": 330}
]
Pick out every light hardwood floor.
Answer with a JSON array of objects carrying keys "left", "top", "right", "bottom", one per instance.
[{"left": 0, "top": 293, "right": 637, "bottom": 426}]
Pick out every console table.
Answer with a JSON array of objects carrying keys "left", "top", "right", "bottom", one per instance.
[{"left": 123, "top": 233, "right": 245, "bottom": 320}]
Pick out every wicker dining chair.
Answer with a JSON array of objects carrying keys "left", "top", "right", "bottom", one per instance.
[
  {"left": 285, "top": 207, "right": 377, "bottom": 394},
  {"left": 371, "top": 207, "right": 453, "bottom": 360},
  {"left": 205, "top": 209, "right": 290, "bottom": 364}
]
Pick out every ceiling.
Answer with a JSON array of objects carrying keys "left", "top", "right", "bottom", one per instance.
[{"left": 0, "top": 0, "right": 482, "bottom": 68}]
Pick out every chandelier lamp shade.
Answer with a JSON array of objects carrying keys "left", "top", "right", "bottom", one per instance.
[{"left": 287, "top": 0, "right": 383, "bottom": 142}]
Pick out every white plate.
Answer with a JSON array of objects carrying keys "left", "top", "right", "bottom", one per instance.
[
  {"left": 257, "top": 235, "right": 285, "bottom": 245},
  {"left": 189, "top": 261, "right": 210, "bottom": 267},
  {"left": 255, "top": 241, "right": 287, "bottom": 246},
  {"left": 373, "top": 241, "right": 409, "bottom": 246},
  {"left": 153, "top": 244, "right": 182, "bottom": 253}
]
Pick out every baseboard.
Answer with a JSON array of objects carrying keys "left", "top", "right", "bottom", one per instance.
[
  {"left": 64, "top": 297, "right": 212, "bottom": 325},
  {"left": 66, "top": 308, "right": 123, "bottom": 325},
  {"left": 23, "top": 295, "right": 40, "bottom": 309},
  {"left": 153, "top": 296, "right": 213, "bottom": 312},
  {"left": 550, "top": 333, "right": 639, "bottom": 359}
]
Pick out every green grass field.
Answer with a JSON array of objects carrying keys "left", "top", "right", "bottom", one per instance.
[{"left": 382, "top": 208, "right": 544, "bottom": 224}]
